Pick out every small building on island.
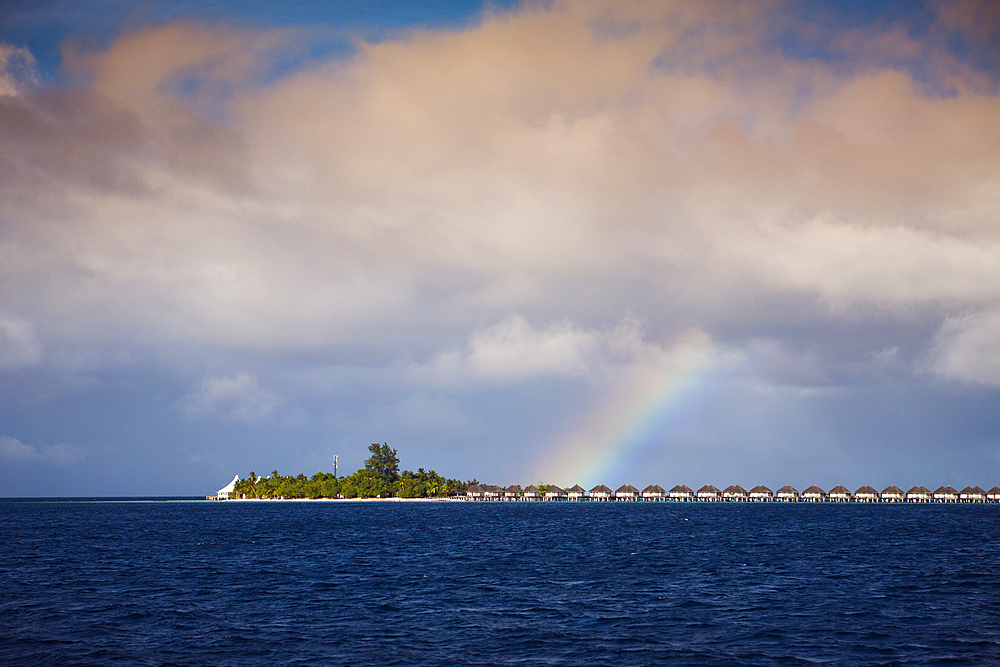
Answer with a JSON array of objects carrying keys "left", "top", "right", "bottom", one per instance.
[
  {"left": 566, "top": 484, "right": 587, "bottom": 501},
  {"left": 503, "top": 485, "right": 521, "bottom": 500},
  {"left": 590, "top": 484, "right": 613, "bottom": 501},
  {"left": 775, "top": 485, "right": 799, "bottom": 502},
  {"left": 801, "top": 485, "right": 826, "bottom": 502},
  {"left": 854, "top": 485, "right": 879, "bottom": 503},
  {"left": 544, "top": 485, "right": 567, "bottom": 501},
  {"left": 722, "top": 485, "right": 748, "bottom": 501},
  {"left": 466, "top": 484, "right": 484, "bottom": 500},
  {"left": 959, "top": 486, "right": 986, "bottom": 503},
  {"left": 615, "top": 484, "right": 640, "bottom": 501},
  {"left": 987, "top": 487, "right": 1000, "bottom": 503},
  {"left": 881, "top": 485, "right": 904, "bottom": 503},
  {"left": 697, "top": 485, "right": 722, "bottom": 502},
  {"left": 933, "top": 485, "right": 959, "bottom": 503},
  {"left": 749, "top": 485, "right": 773, "bottom": 502},
  {"left": 669, "top": 484, "right": 695, "bottom": 501},
  {"left": 642, "top": 484, "right": 667, "bottom": 501},
  {"left": 522, "top": 485, "right": 541, "bottom": 500},
  {"left": 208, "top": 474, "right": 240, "bottom": 500},
  {"left": 828, "top": 485, "right": 852, "bottom": 502},
  {"left": 906, "top": 485, "right": 932, "bottom": 503}
]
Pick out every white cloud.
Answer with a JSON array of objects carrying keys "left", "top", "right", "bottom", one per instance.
[
  {"left": 0, "top": 435, "right": 88, "bottom": 465},
  {"left": 0, "top": 43, "right": 36, "bottom": 97},
  {"left": 926, "top": 309, "right": 1000, "bottom": 386},
  {"left": 176, "top": 373, "right": 283, "bottom": 422},
  {"left": 719, "top": 219, "right": 1000, "bottom": 309},
  {"left": 0, "top": 315, "right": 42, "bottom": 370},
  {"left": 2, "top": 9, "right": 999, "bottom": 365},
  {"left": 414, "top": 315, "right": 670, "bottom": 384}
]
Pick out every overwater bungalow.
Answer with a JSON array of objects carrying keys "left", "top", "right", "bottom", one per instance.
[
  {"left": 642, "top": 484, "right": 667, "bottom": 501},
  {"left": 722, "top": 484, "right": 748, "bottom": 501},
  {"left": 544, "top": 485, "right": 567, "bottom": 501},
  {"left": 828, "top": 485, "right": 852, "bottom": 502},
  {"left": 906, "top": 485, "right": 932, "bottom": 503},
  {"left": 522, "top": 484, "right": 541, "bottom": 500},
  {"left": 987, "top": 486, "right": 1000, "bottom": 503},
  {"left": 590, "top": 484, "right": 613, "bottom": 501},
  {"left": 697, "top": 485, "right": 722, "bottom": 502},
  {"left": 503, "top": 485, "right": 521, "bottom": 500},
  {"left": 616, "top": 484, "right": 640, "bottom": 501},
  {"left": 959, "top": 486, "right": 986, "bottom": 503},
  {"left": 748, "top": 485, "right": 773, "bottom": 502},
  {"left": 466, "top": 484, "right": 484, "bottom": 500},
  {"left": 802, "top": 485, "right": 826, "bottom": 502},
  {"left": 933, "top": 485, "right": 959, "bottom": 503},
  {"left": 775, "top": 485, "right": 799, "bottom": 502},
  {"left": 854, "top": 485, "right": 879, "bottom": 503},
  {"left": 566, "top": 484, "right": 587, "bottom": 501},
  {"left": 484, "top": 484, "right": 502, "bottom": 501},
  {"left": 881, "top": 485, "right": 904, "bottom": 503},
  {"left": 669, "top": 484, "right": 695, "bottom": 501}
]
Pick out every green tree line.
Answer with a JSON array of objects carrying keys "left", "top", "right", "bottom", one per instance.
[{"left": 232, "top": 443, "right": 476, "bottom": 499}]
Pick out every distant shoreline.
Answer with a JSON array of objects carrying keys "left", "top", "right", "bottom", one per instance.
[
  {"left": 211, "top": 495, "right": 1000, "bottom": 505},
  {"left": 227, "top": 496, "right": 462, "bottom": 502}
]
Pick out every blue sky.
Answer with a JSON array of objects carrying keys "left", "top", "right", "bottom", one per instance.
[{"left": 1, "top": 0, "right": 999, "bottom": 496}]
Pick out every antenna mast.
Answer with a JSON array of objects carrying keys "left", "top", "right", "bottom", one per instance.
[{"left": 334, "top": 455, "right": 338, "bottom": 478}]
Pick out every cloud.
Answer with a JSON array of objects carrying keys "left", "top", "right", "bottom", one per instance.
[
  {"left": 1, "top": 2, "right": 999, "bottom": 491},
  {"left": 0, "top": 315, "right": 42, "bottom": 370},
  {"left": 176, "top": 373, "right": 283, "bottom": 422},
  {"left": 59, "top": 22, "right": 303, "bottom": 113},
  {"left": 415, "top": 315, "right": 661, "bottom": 384},
  {"left": 1, "top": 5, "right": 997, "bottom": 365},
  {"left": 926, "top": 309, "right": 1000, "bottom": 386},
  {"left": 0, "top": 435, "right": 88, "bottom": 464},
  {"left": 0, "top": 43, "right": 36, "bottom": 97}
]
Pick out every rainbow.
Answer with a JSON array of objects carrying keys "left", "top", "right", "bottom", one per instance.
[{"left": 530, "top": 329, "right": 717, "bottom": 488}]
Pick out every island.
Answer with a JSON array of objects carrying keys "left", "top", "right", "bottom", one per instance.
[{"left": 224, "top": 443, "right": 476, "bottom": 499}]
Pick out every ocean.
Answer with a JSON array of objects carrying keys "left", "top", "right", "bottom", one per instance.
[{"left": 2, "top": 499, "right": 999, "bottom": 666}]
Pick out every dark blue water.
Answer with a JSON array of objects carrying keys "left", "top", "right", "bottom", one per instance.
[{"left": 2, "top": 500, "right": 999, "bottom": 666}]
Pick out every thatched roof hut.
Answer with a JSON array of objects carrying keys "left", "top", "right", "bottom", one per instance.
[
  {"left": 697, "top": 484, "right": 722, "bottom": 501},
  {"left": 670, "top": 484, "right": 695, "bottom": 501},
  {"left": 590, "top": 484, "right": 612, "bottom": 501},
  {"left": 748, "top": 485, "right": 773, "bottom": 501},
  {"left": 880, "top": 485, "right": 904, "bottom": 502},
  {"left": 933, "top": 485, "right": 959, "bottom": 502},
  {"left": 802, "top": 485, "right": 826, "bottom": 502},
  {"left": 775, "top": 485, "right": 799, "bottom": 502},
  {"left": 906, "top": 485, "right": 932, "bottom": 502},
  {"left": 642, "top": 484, "right": 666, "bottom": 499},
  {"left": 566, "top": 484, "right": 587, "bottom": 500},
  {"left": 615, "top": 484, "right": 640, "bottom": 500},
  {"left": 854, "top": 485, "right": 879, "bottom": 502},
  {"left": 544, "top": 485, "right": 566, "bottom": 500},
  {"left": 959, "top": 486, "right": 985, "bottom": 503},
  {"left": 828, "top": 485, "right": 851, "bottom": 502},
  {"left": 722, "top": 485, "right": 747, "bottom": 501}
]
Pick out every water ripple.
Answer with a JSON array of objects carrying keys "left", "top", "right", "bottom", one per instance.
[{"left": 2, "top": 501, "right": 999, "bottom": 666}]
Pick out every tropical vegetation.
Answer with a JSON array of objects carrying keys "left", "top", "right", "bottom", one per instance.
[{"left": 232, "top": 443, "right": 475, "bottom": 499}]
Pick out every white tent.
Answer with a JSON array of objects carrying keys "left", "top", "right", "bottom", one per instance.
[{"left": 217, "top": 474, "right": 240, "bottom": 500}]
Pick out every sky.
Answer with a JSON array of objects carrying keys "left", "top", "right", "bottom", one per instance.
[{"left": 1, "top": 0, "right": 999, "bottom": 497}]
